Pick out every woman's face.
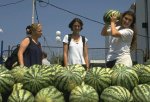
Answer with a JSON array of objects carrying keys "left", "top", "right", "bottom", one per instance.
[
  {"left": 122, "top": 14, "right": 133, "bottom": 28},
  {"left": 35, "top": 25, "right": 42, "bottom": 37},
  {"left": 72, "top": 22, "right": 81, "bottom": 34}
]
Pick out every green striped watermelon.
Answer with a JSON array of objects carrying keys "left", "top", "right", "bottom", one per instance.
[
  {"left": 112, "top": 64, "right": 139, "bottom": 91},
  {"left": 103, "top": 9, "right": 120, "bottom": 24},
  {"left": 41, "top": 64, "right": 64, "bottom": 85},
  {"left": 22, "top": 65, "right": 50, "bottom": 95},
  {"left": 65, "top": 64, "right": 86, "bottom": 79},
  {"left": 132, "top": 64, "right": 146, "bottom": 75},
  {"left": 133, "top": 64, "right": 150, "bottom": 85},
  {"left": 54, "top": 64, "right": 83, "bottom": 92},
  {"left": 35, "top": 86, "right": 65, "bottom": 102},
  {"left": 138, "top": 65, "right": 150, "bottom": 84},
  {"left": 132, "top": 84, "right": 150, "bottom": 102},
  {"left": 101, "top": 67, "right": 114, "bottom": 74},
  {"left": 0, "top": 65, "right": 15, "bottom": 94},
  {"left": 84, "top": 67, "right": 112, "bottom": 94},
  {"left": 50, "top": 64, "right": 63, "bottom": 71},
  {"left": 12, "top": 83, "right": 23, "bottom": 91},
  {"left": 0, "top": 93, "right": 2, "bottom": 102},
  {"left": 100, "top": 86, "right": 133, "bottom": 102},
  {"left": 8, "top": 89, "right": 34, "bottom": 102},
  {"left": 70, "top": 83, "right": 99, "bottom": 102},
  {"left": 11, "top": 66, "right": 28, "bottom": 83},
  {"left": 64, "top": 64, "right": 86, "bottom": 75},
  {"left": 39, "top": 65, "right": 56, "bottom": 85}
]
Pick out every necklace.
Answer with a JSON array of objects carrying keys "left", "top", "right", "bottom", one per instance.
[{"left": 32, "top": 38, "right": 38, "bottom": 44}]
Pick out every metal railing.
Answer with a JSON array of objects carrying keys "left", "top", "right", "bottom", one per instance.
[{"left": 1, "top": 45, "right": 145, "bottom": 65}]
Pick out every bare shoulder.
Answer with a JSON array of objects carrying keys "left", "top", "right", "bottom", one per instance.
[{"left": 20, "top": 37, "right": 30, "bottom": 46}]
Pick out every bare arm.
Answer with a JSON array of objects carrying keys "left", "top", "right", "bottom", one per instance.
[
  {"left": 18, "top": 38, "right": 30, "bottom": 66},
  {"left": 83, "top": 43, "right": 89, "bottom": 70},
  {"left": 101, "top": 24, "right": 110, "bottom": 36},
  {"left": 63, "top": 42, "right": 68, "bottom": 67},
  {"left": 110, "top": 14, "right": 121, "bottom": 37}
]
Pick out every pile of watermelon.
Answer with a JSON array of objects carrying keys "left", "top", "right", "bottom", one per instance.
[{"left": 0, "top": 63, "right": 150, "bottom": 102}]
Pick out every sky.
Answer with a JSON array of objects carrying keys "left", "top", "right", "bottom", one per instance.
[{"left": 0, "top": 0, "right": 135, "bottom": 51}]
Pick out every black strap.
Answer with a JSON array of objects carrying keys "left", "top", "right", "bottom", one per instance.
[
  {"left": 68, "top": 34, "right": 72, "bottom": 46},
  {"left": 27, "top": 36, "right": 32, "bottom": 45},
  {"left": 81, "top": 35, "right": 85, "bottom": 47}
]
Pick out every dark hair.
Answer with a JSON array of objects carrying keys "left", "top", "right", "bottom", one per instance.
[
  {"left": 121, "top": 11, "right": 136, "bottom": 50},
  {"left": 121, "top": 11, "right": 136, "bottom": 29},
  {"left": 69, "top": 18, "right": 83, "bottom": 31},
  {"left": 42, "top": 52, "right": 47, "bottom": 58},
  {"left": 26, "top": 25, "right": 31, "bottom": 35}
]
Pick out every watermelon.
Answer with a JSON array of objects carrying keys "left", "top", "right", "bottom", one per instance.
[
  {"left": 103, "top": 9, "right": 120, "bottom": 24},
  {"left": 132, "top": 64, "right": 146, "bottom": 75},
  {"left": 64, "top": 64, "right": 86, "bottom": 75},
  {"left": 0, "top": 65, "right": 15, "bottom": 94},
  {"left": 112, "top": 64, "right": 139, "bottom": 91},
  {"left": 50, "top": 64, "right": 63, "bottom": 71},
  {"left": 39, "top": 65, "right": 56, "bottom": 85},
  {"left": 22, "top": 65, "right": 50, "bottom": 95},
  {"left": 65, "top": 64, "right": 86, "bottom": 79},
  {"left": 12, "top": 83, "right": 23, "bottom": 92},
  {"left": 138, "top": 65, "right": 150, "bottom": 84},
  {"left": 8, "top": 89, "right": 34, "bottom": 102},
  {"left": 70, "top": 83, "right": 99, "bottom": 102},
  {"left": 0, "top": 93, "right": 2, "bottom": 102},
  {"left": 54, "top": 64, "right": 83, "bottom": 93},
  {"left": 41, "top": 64, "right": 64, "bottom": 83},
  {"left": 101, "top": 67, "right": 114, "bottom": 74},
  {"left": 133, "top": 64, "right": 150, "bottom": 84},
  {"left": 100, "top": 86, "right": 133, "bottom": 102},
  {"left": 84, "top": 67, "right": 112, "bottom": 94},
  {"left": 35, "top": 86, "right": 65, "bottom": 102},
  {"left": 10, "top": 66, "right": 28, "bottom": 83},
  {"left": 132, "top": 84, "right": 150, "bottom": 102}
]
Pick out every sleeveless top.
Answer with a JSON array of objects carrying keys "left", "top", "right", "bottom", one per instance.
[{"left": 23, "top": 37, "right": 42, "bottom": 67}]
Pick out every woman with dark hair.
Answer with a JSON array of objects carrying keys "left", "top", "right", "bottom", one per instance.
[
  {"left": 63, "top": 18, "right": 89, "bottom": 70},
  {"left": 18, "top": 23, "right": 43, "bottom": 67},
  {"left": 101, "top": 11, "right": 136, "bottom": 68}
]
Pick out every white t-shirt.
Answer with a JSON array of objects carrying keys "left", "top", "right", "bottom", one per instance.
[
  {"left": 63, "top": 34, "right": 88, "bottom": 65},
  {"left": 107, "top": 26, "right": 134, "bottom": 67}
]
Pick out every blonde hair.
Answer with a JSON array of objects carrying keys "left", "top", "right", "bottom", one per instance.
[
  {"left": 26, "top": 23, "right": 41, "bottom": 35},
  {"left": 31, "top": 23, "right": 41, "bottom": 31}
]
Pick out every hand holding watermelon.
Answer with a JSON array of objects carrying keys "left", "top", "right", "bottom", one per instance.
[
  {"left": 103, "top": 10, "right": 121, "bottom": 24},
  {"left": 110, "top": 13, "right": 119, "bottom": 23}
]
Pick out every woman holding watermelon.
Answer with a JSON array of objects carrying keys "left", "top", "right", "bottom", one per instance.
[{"left": 101, "top": 10, "right": 136, "bottom": 68}]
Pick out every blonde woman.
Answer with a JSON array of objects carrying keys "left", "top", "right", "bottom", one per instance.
[{"left": 18, "top": 23, "right": 43, "bottom": 67}]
